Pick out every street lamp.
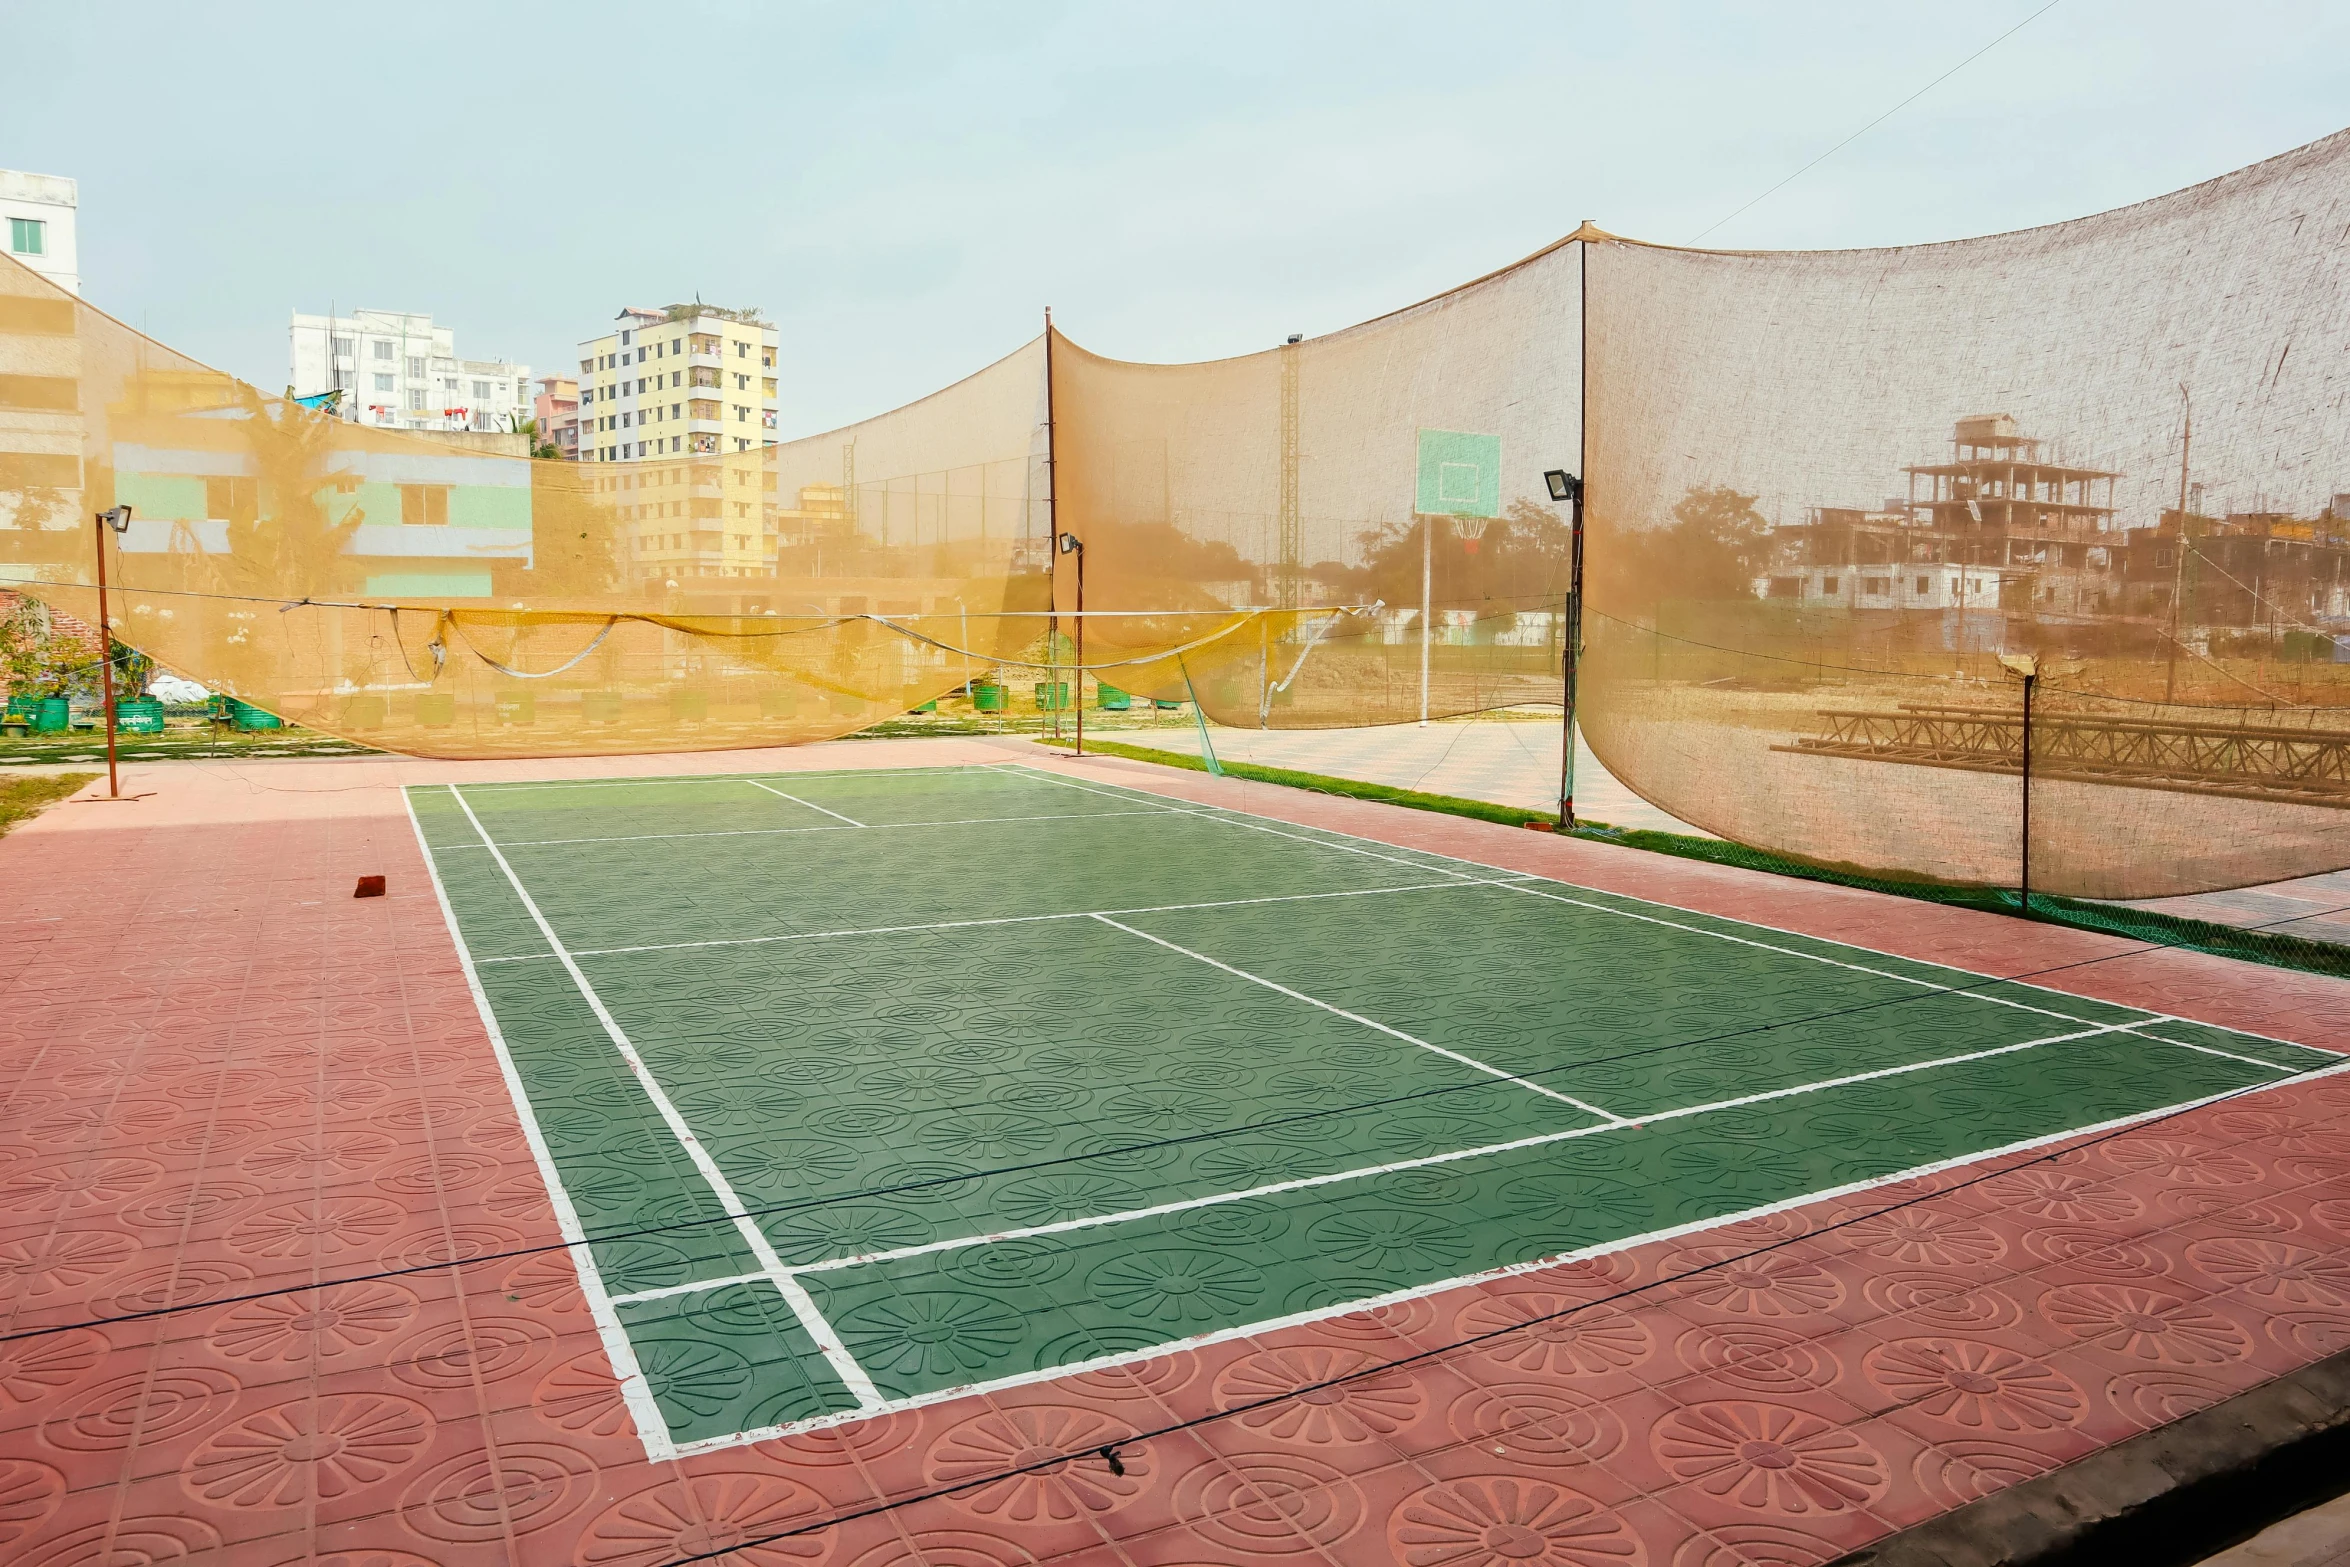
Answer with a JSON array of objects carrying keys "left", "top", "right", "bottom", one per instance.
[
  {"left": 92, "top": 505, "right": 133, "bottom": 800},
  {"left": 1542, "top": 471, "right": 1585, "bottom": 828},
  {"left": 1058, "top": 531, "right": 1085, "bottom": 756}
]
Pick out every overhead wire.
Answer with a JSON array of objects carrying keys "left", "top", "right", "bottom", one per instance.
[{"left": 6, "top": 881, "right": 2338, "bottom": 1349}]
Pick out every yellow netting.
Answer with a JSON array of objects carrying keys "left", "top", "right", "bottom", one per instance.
[{"left": 7, "top": 127, "right": 2349, "bottom": 895}]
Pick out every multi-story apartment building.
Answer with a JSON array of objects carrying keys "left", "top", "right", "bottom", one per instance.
[
  {"left": 575, "top": 305, "right": 777, "bottom": 463},
  {"left": 533, "top": 374, "right": 579, "bottom": 460},
  {"left": 575, "top": 305, "right": 781, "bottom": 586},
  {"left": 0, "top": 171, "right": 83, "bottom": 559},
  {"left": 1, "top": 170, "right": 79, "bottom": 297},
  {"left": 289, "top": 308, "right": 530, "bottom": 434}
]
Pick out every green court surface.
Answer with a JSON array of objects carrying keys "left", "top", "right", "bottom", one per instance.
[{"left": 406, "top": 762, "right": 2335, "bottom": 1458}]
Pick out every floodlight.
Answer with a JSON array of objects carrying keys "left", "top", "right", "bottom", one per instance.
[
  {"left": 1543, "top": 471, "right": 1580, "bottom": 504},
  {"left": 1058, "top": 532, "right": 1081, "bottom": 554},
  {"left": 100, "top": 504, "right": 133, "bottom": 534}
]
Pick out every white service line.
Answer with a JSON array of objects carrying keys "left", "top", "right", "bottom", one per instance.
[
  {"left": 432, "top": 806, "right": 1176, "bottom": 851},
  {"left": 1021, "top": 760, "right": 2334, "bottom": 1061},
  {"left": 639, "top": 1012, "right": 2152, "bottom": 1302},
  {"left": 401, "top": 789, "right": 678, "bottom": 1461},
  {"left": 473, "top": 876, "right": 1529, "bottom": 964},
  {"left": 669, "top": 1042, "right": 2350, "bottom": 1458},
  {"left": 1089, "top": 911, "right": 1625, "bottom": 1122},
  {"left": 2126, "top": 1015, "right": 2305, "bottom": 1075},
  {"left": 445, "top": 784, "right": 884, "bottom": 1412},
  {"left": 747, "top": 777, "right": 865, "bottom": 826},
  {"left": 1013, "top": 763, "right": 1488, "bottom": 882},
  {"left": 612, "top": 1268, "right": 771, "bottom": 1307},
  {"left": 461, "top": 762, "right": 1027, "bottom": 794}
]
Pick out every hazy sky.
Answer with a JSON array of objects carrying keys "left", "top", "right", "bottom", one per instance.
[{"left": 6, "top": 2, "right": 2345, "bottom": 436}]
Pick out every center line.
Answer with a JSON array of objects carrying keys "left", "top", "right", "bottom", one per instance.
[
  {"left": 1088, "top": 912, "right": 1628, "bottom": 1124},
  {"left": 748, "top": 777, "right": 864, "bottom": 826}
]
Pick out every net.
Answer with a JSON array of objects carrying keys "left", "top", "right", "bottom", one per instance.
[
  {"left": 1581, "top": 130, "right": 2350, "bottom": 899},
  {"left": 5, "top": 128, "right": 2347, "bottom": 896}
]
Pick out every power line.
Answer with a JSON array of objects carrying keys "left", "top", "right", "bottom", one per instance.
[
  {"left": 1689, "top": 0, "right": 2065, "bottom": 245},
  {"left": 6, "top": 893, "right": 2332, "bottom": 1347}
]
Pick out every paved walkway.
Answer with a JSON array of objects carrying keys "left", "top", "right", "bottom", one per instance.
[
  {"left": 1120, "top": 719, "right": 2350, "bottom": 948},
  {"left": 2, "top": 738, "right": 2346, "bottom": 1565}
]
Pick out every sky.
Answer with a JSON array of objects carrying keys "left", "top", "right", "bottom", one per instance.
[{"left": 5, "top": 1, "right": 2346, "bottom": 438}]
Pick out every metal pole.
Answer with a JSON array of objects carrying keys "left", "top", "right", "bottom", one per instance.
[
  {"left": 1560, "top": 487, "right": 1584, "bottom": 829},
  {"left": 2020, "top": 668, "right": 2034, "bottom": 913},
  {"left": 2165, "top": 385, "right": 2191, "bottom": 703},
  {"left": 1418, "top": 514, "right": 1432, "bottom": 726},
  {"left": 1043, "top": 308, "right": 1060, "bottom": 741},
  {"left": 1562, "top": 233, "right": 1589, "bottom": 830},
  {"left": 94, "top": 510, "right": 120, "bottom": 799},
  {"left": 1073, "top": 542, "right": 1084, "bottom": 757}
]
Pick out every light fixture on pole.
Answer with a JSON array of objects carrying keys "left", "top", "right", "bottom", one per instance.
[
  {"left": 1542, "top": 470, "right": 1584, "bottom": 828},
  {"left": 92, "top": 505, "right": 134, "bottom": 801},
  {"left": 1058, "top": 531, "right": 1085, "bottom": 756}
]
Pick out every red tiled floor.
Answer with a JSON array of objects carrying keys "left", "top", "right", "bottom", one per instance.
[{"left": 1, "top": 737, "right": 2345, "bottom": 1565}]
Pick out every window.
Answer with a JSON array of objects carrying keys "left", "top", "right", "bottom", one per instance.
[
  {"left": 407, "top": 388, "right": 425, "bottom": 411},
  {"left": 670, "top": 403, "right": 680, "bottom": 419},
  {"left": 374, "top": 373, "right": 394, "bottom": 392},
  {"left": 204, "top": 476, "right": 257, "bottom": 521},
  {"left": 637, "top": 347, "right": 647, "bottom": 363},
  {"left": 621, "top": 330, "right": 631, "bottom": 346},
  {"left": 1767, "top": 577, "right": 1801, "bottom": 599},
  {"left": 331, "top": 335, "right": 353, "bottom": 357},
  {"left": 8, "top": 217, "right": 46, "bottom": 255},
  {"left": 2156, "top": 548, "right": 2175, "bottom": 568},
  {"left": 671, "top": 371, "right": 681, "bottom": 387},
  {"left": 398, "top": 484, "right": 450, "bottom": 525},
  {"left": 579, "top": 358, "right": 593, "bottom": 375},
  {"left": 332, "top": 368, "right": 351, "bottom": 391},
  {"left": 406, "top": 356, "right": 425, "bottom": 378},
  {"left": 1915, "top": 575, "right": 1931, "bottom": 594},
  {"left": 1822, "top": 576, "right": 1840, "bottom": 594},
  {"left": 471, "top": 379, "right": 489, "bottom": 398},
  {"left": 1862, "top": 577, "right": 1891, "bottom": 595},
  {"left": 373, "top": 341, "right": 394, "bottom": 361}
]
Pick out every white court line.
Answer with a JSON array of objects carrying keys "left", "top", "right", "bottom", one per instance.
[
  {"left": 430, "top": 807, "right": 1175, "bottom": 851},
  {"left": 1013, "top": 764, "right": 1490, "bottom": 883},
  {"left": 666, "top": 1050, "right": 2350, "bottom": 1457},
  {"left": 618, "top": 1012, "right": 2147, "bottom": 1306},
  {"left": 401, "top": 790, "right": 678, "bottom": 1461},
  {"left": 473, "top": 876, "right": 1528, "bottom": 964},
  {"left": 746, "top": 777, "right": 865, "bottom": 826},
  {"left": 614, "top": 1268, "right": 771, "bottom": 1307},
  {"left": 1015, "top": 762, "right": 2335, "bottom": 1061},
  {"left": 1499, "top": 880, "right": 2312, "bottom": 1072},
  {"left": 460, "top": 763, "right": 1028, "bottom": 794},
  {"left": 1089, "top": 912, "right": 1627, "bottom": 1123},
  {"left": 445, "top": 784, "right": 884, "bottom": 1413}
]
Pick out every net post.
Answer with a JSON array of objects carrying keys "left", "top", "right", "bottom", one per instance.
[
  {"left": 1418, "top": 514, "right": 1432, "bottom": 726},
  {"left": 2020, "top": 666, "right": 2034, "bottom": 914},
  {"left": 1560, "top": 483, "right": 1584, "bottom": 830},
  {"left": 92, "top": 505, "right": 128, "bottom": 800},
  {"left": 1180, "top": 662, "right": 1224, "bottom": 776}
]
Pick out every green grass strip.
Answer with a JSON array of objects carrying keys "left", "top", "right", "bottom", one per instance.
[
  {"left": 1046, "top": 737, "right": 2350, "bottom": 983},
  {"left": 0, "top": 772, "right": 98, "bottom": 837}
]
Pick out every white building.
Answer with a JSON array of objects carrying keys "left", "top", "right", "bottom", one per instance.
[
  {"left": 288, "top": 308, "right": 530, "bottom": 434},
  {"left": 0, "top": 170, "right": 79, "bottom": 295}
]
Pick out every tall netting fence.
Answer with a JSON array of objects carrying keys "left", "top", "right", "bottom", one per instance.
[
  {"left": 7, "top": 126, "right": 2348, "bottom": 897},
  {"left": 1047, "top": 237, "right": 1583, "bottom": 726},
  {"left": 1583, "top": 130, "right": 2350, "bottom": 899}
]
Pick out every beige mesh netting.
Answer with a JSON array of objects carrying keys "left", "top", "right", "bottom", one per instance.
[{"left": 6, "top": 127, "right": 2347, "bottom": 896}]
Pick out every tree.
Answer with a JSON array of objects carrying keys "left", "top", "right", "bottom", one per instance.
[
  {"left": 223, "top": 386, "right": 366, "bottom": 596},
  {"left": 0, "top": 595, "right": 57, "bottom": 700},
  {"left": 1337, "top": 497, "right": 1574, "bottom": 613},
  {"left": 509, "top": 415, "right": 562, "bottom": 461},
  {"left": 1597, "top": 483, "right": 1771, "bottom": 605}
]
